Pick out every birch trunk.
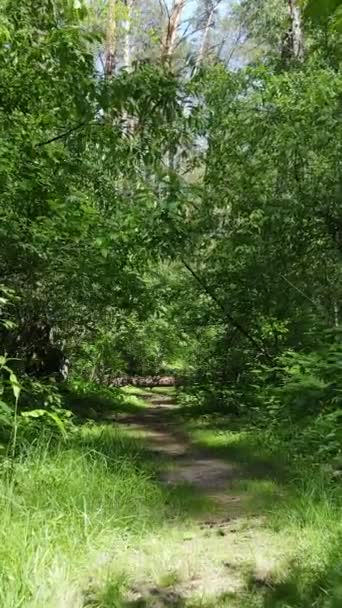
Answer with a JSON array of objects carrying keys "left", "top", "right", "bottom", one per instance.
[
  {"left": 122, "top": 1, "right": 134, "bottom": 133},
  {"left": 287, "top": 0, "right": 304, "bottom": 60},
  {"left": 195, "top": 6, "right": 214, "bottom": 69},
  {"left": 161, "top": 0, "right": 186, "bottom": 61},
  {"left": 123, "top": 0, "right": 133, "bottom": 69},
  {"left": 105, "top": 0, "right": 116, "bottom": 76}
]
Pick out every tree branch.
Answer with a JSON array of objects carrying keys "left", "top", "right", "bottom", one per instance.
[
  {"left": 35, "top": 120, "right": 90, "bottom": 147},
  {"left": 158, "top": 0, "right": 170, "bottom": 20},
  {"left": 181, "top": 258, "right": 271, "bottom": 358}
]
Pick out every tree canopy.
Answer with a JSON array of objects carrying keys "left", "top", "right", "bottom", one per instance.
[{"left": 0, "top": 0, "right": 341, "bottom": 452}]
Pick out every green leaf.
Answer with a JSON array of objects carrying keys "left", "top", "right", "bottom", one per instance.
[
  {"left": 47, "top": 412, "right": 67, "bottom": 438},
  {"left": 21, "top": 409, "right": 46, "bottom": 419},
  {"left": 21, "top": 410, "right": 67, "bottom": 437},
  {"left": 0, "top": 400, "right": 12, "bottom": 415},
  {"left": 2, "top": 320, "right": 17, "bottom": 330},
  {"left": 304, "top": 0, "right": 342, "bottom": 22},
  {"left": 9, "top": 373, "right": 21, "bottom": 401}
]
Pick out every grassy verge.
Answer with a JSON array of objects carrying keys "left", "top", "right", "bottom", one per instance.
[
  {"left": 61, "top": 381, "right": 149, "bottom": 420},
  {"left": 182, "top": 416, "right": 342, "bottom": 608},
  {"left": 0, "top": 384, "right": 209, "bottom": 608},
  {"left": 0, "top": 422, "right": 210, "bottom": 608},
  {"left": 2, "top": 382, "right": 342, "bottom": 607},
  {"left": 0, "top": 432, "right": 146, "bottom": 606}
]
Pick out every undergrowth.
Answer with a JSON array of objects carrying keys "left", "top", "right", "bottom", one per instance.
[
  {"left": 181, "top": 410, "right": 342, "bottom": 608},
  {"left": 1, "top": 380, "right": 342, "bottom": 608}
]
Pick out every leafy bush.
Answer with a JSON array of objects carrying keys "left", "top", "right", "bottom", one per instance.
[
  {"left": 247, "top": 341, "right": 342, "bottom": 463},
  {"left": 0, "top": 285, "right": 73, "bottom": 445}
]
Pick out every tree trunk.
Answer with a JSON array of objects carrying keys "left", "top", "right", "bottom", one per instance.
[
  {"left": 161, "top": 0, "right": 186, "bottom": 61},
  {"left": 195, "top": 4, "right": 215, "bottom": 69},
  {"left": 105, "top": 0, "right": 117, "bottom": 76},
  {"left": 123, "top": 0, "right": 133, "bottom": 69},
  {"left": 283, "top": 0, "right": 304, "bottom": 61}
]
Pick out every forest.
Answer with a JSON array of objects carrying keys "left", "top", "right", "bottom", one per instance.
[{"left": 1, "top": 0, "right": 342, "bottom": 606}]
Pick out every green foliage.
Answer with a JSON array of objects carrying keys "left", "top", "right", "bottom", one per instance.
[
  {"left": 0, "top": 425, "right": 173, "bottom": 607},
  {"left": 304, "top": 0, "right": 342, "bottom": 24},
  {"left": 1, "top": 1, "right": 342, "bottom": 605},
  {"left": 0, "top": 283, "right": 74, "bottom": 444},
  {"left": 175, "top": 44, "right": 342, "bottom": 458},
  {"left": 0, "top": 0, "right": 341, "bottom": 478}
]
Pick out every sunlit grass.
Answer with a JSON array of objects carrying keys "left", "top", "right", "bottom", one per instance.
[
  {"left": 1, "top": 389, "right": 342, "bottom": 608},
  {"left": 151, "top": 386, "right": 177, "bottom": 396},
  {"left": 120, "top": 385, "right": 152, "bottom": 396},
  {"left": 183, "top": 422, "right": 342, "bottom": 608},
  {"left": 0, "top": 426, "right": 170, "bottom": 607}
]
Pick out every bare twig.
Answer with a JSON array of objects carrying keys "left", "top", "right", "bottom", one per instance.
[
  {"left": 280, "top": 274, "right": 325, "bottom": 315},
  {"left": 158, "top": 0, "right": 170, "bottom": 20},
  {"left": 35, "top": 120, "right": 90, "bottom": 147},
  {"left": 174, "top": 23, "right": 209, "bottom": 49},
  {"left": 182, "top": 258, "right": 271, "bottom": 358}
]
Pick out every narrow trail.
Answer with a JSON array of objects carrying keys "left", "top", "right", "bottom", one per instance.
[
  {"left": 117, "top": 393, "right": 243, "bottom": 503},
  {"left": 108, "top": 391, "right": 284, "bottom": 606}
]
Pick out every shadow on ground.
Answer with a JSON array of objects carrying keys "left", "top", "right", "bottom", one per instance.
[
  {"left": 79, "top": 389, "right": 342, "bottom": 608},
  {"left": 88, "top": 556, "right": 342, "bottom": 608},
  {"left": 61, "top": 384, "right": 146, "bottom": 421},
  {"left": 189, "top": 429, "right": 289, "bottom": 483},
  {"left": 69, "top": 386, "right": 293, "bottom": 525},
  {"left": 245, "top": 540, "right": 342, "bottom": 608},
  {"left": 86, "top": 580, "right": 236, "bottom": 608}
]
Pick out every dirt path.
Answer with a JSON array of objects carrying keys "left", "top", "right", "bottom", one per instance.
[
  {"left": 110, "top": 392, "right": 285, "bottom": 607},
  {"left": 118, "top": 393, "right": 242, "bottom": 500}
]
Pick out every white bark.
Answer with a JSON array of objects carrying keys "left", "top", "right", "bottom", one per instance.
[
  {"left": 105, "top": 0, "right": 116, "bottom": 76},
  {"left": 195, "top": 6, "right": 214, "bottom": 68},
  {"left": 287, "top": 0, "right": 304, "bottom": 60},
  {"left": 122, "top": 1, "right": 135, "bottom": 134},
  {"left": 161, "top": 0, "right": 186, "bottom": 60},
  {"left": 123, "top": 0, "right": 133, "bottom": 69}
]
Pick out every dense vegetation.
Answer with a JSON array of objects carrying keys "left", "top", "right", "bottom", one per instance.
[{"left": 1, "top": 0, "right": 342, "bottom": 606}]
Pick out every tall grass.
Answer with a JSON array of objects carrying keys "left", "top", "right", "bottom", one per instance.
[
  {"left": 0, "top": 425, "right": 170, "bottom": 608},
  {"left": 1, "top": 384, "right": 342, "bottom": 608},
  {"left": 186, "top": 420, "right": 342, "bottom": 607}
]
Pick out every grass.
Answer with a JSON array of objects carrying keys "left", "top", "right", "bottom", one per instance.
[
  {"left": 151, "top": 386, "right": 177, "bottom": 396},
  {"left": 120, "top": 385, "right": 152, "bottom": 397},
  {"left": 63, "top": 381, "right": 149, "bottom": 420},
  {"left": 181, "top": 420, "right": 342, "bottom": 608},
  {"left": 0, "top": 423, "right": 214, "bottom": 608},
  {"left": 0, "top": 428, "right": 160, "bottom": 606},
  {"left": 1, "top": 383, "right": 342, "bottom": 607},
  {"left": 0, "top": 384, "right": 212, "bottom": 608}
]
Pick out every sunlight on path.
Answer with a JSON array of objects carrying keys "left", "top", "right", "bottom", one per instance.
[
  {"left": 105, "top": 392, "right": 289, "bottom": 607},
  {"left": 117, "top": 393, "right": 242, "bottom": 495}
]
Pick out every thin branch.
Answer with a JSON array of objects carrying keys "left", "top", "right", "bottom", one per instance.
[
  {"left": 179, "top": 19, "right": 192, "bottom": 40},
  {"left": 175, "top": 23, "right": 209, "bottom": 47},
  {"left": 280, "top": 274, "right": 326, "bottom": 315},
  {"left": 181, "top": 0, "right": 222, "bottom": 25},
  {"left": 158, "top": 0, "right": 170, "bottom": 20},
  {"left": 35, "top": 120, "right": 90, "bottom": 147},
  {"left": 218, "top": 20, "right": 244, "bottom": 65},
  {"left": 181, "top": 258, "right": 271, "bottom": 358}
]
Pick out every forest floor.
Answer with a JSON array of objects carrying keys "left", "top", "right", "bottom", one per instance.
[
  {"left": 94, "top": 388, "right": 339, "bottom": 608},
  {"left": 1, "top": 385, "right": 340, "bottom": 608},
  {"left": 108, "top": 389, "right": 286, "bottom": 607}
]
